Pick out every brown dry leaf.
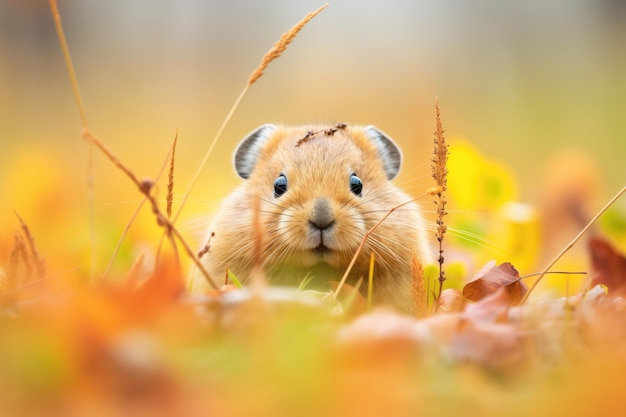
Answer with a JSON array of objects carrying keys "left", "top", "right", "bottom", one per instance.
[
  {"left": 464, "top": 286, "right": 511, "bottom": 323},
  {"left": 589, "top": 236, "right": 626, "bottom": 294},
  {"left": 453, "top": 282, "right": 536, "bottom": 372},
  {"left": 463, "top": 261, "right": 527, "bottom": 305},
  {"left": 449, "top": 318, "right": 535, "bottom": 372}
]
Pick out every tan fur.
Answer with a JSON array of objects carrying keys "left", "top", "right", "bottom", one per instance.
[{"left": 192, "top": 125, "right": 431, "bottom": 312}]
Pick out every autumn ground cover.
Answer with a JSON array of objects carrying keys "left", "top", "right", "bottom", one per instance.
[{"left": 2, "top": 2, "right": 626, "bottom": 416}]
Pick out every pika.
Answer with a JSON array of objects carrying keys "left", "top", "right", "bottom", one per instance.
[{"left": 193, "top": 124, "right": 431, "bottom": 312}]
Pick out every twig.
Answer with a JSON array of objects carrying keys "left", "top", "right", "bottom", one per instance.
[
  {"left": 103, "top": 144, "right": 173, "bottom": 279},
  {"left": 520, "top": 185, "right": 626, "bottom": 304},
  {"left": 81, "top": 128, "right": 219, "bottom": 289}
]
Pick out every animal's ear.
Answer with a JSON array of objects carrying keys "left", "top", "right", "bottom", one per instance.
[
  {"left": 233, "top": 124, "right": 277, "bottom": 179},
  {"left": 363, "top": 126, "right": 402, "bottom": 180}
]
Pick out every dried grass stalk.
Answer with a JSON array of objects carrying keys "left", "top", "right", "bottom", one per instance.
[
  {"left": 520, "top": 185, "right": 626, "bottom": 304},
  {"left": 7, "top": 232, "right": 28, "bottom": 289},
  {"left": 367, "top": 251, "right": 375, "bottom": 309},
  {"left": 432, "top": 97, "right": 449, "bottom": 299},
  {"left": 126, "top": 253, "right": 146, "bottom": 287},
  {"left": 14, "top": 212, "right": 46, "bottom": 280},
  {"left": 411, "top": 249, "right": 428, "bottom": 317},
  {"left": 248, "top": 4, "right": 328, "bottom": 86},
  {"left": 104, "top": 144, "right": 173, "bottom": 279},
  {"left": 48, "top": 0, "right": 96, "bottom": 280},
  {"left": 81, "top": 128, "right": 218, "bottom": 289},
  {"left": 167, "top": 130, "right": 178, "bottom": 218},
  {"left": 333, "top": 190, "right": 432, "bottom": 299},
  {"left": 173, "top": 4, "right": 328, "bottom": 224}
]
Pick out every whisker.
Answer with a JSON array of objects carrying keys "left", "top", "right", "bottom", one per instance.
[
  {"left": 422, "top": 224, "right": 509, "bottom": 257},
  {"left": 421, "top": 209, "right": 495, "bottom": 217}
]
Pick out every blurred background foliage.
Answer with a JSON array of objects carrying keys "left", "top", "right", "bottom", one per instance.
[{"left": 0, "top": 0, "right": 625, "bottom": 293}]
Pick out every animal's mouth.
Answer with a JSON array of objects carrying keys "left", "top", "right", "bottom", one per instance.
[{"left": 313, "top": 244, "right": 331, "bottom": 255}]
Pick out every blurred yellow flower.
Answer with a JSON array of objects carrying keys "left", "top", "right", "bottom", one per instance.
[{"left": 445, "top": 139, "right": 541, "bottom": 275}]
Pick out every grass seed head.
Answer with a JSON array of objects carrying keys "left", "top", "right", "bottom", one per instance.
[{"left": 247, "top": 4, "right": 328, "bottom": 86}]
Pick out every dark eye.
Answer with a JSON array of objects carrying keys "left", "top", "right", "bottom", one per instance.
[
  {"left": 350, "top": 173, "right": 363, "bottom": 197},
  {"left": 274, "top": 174, "right": 288, "bottom": 198}
]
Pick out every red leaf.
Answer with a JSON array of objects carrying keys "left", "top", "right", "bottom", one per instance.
[
  {"left": 589, "top": 236, "right": 626, "bottom": 293},
  {"left": 463, "top": 261, "right": 528, "bottom": 305}
]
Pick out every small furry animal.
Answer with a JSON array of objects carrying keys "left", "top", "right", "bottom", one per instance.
[{"left": 192, "top": 123, "right": 431, "bottom": 312}]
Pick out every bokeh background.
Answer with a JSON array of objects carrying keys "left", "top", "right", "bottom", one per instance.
[{"left": 1, "top": 0, "right": 625, "bottom": 291}]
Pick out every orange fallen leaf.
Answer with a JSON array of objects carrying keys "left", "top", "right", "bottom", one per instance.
[
  {"left": 589, "top": 236, "right": 626, "bottom": 294},
  {"left": 464, "top": 286, "right": 511, "bottom": 323},
  {"left": 463, "top": 261, "right": 527, "bottom": 305},
  {"left": 449, "top": 318, "right": 534, "bottom": 372}
]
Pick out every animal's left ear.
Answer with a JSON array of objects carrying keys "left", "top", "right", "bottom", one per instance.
[{"left": 363, "top": 126, "right": 402, "bottom": 180}]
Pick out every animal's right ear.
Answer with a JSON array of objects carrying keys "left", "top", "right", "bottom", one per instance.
[{"left": 233, "top": 124, "right": 276, "bottom": 179}]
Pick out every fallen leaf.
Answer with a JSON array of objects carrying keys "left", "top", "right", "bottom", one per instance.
[
  {"left": 589, "top": 236, "right": 626, "bottom": 294},
  {"left": 464, "top": 286, "right": 511, "bottom": 323},
  {"left": 448, "top": 318, "right": 534, "bottom": 372},
  {"left": 463, "top": 261, "right": 527, "bottom": 305}
]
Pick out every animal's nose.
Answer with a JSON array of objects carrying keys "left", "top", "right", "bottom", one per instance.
[{"left": 309, "top": 198, "right": 335, "bottom": 230}]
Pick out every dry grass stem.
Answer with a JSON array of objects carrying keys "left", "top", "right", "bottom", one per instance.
[
  {"left": 126, "top": 253, "right": 146, "bottom": 287},
  {"left": 367, "top": 251, "right": 375, "bottom": 309},
  {"left": 48, "top": 0, "right": 88, "bottom": 128},
  {"left": 333, "top": 191, "right": 431, "bottom": 298},
  {"left": 104, "top": 145, "right": 173, "bottom": 279},
  {"left": 172, "top": 4, "right": 328, "bottom": 225},
  {"left": 248, "top": 4, "right": 329, "bottom": 86},
  {"left": 81, "top": 128, "right": 218, "bottom": 289},
  {"left": 104, "top": 198, "right": 146, "bottom": 279},
  {"left": 14, "top": 212, "right": 46, "bottom": 280},
  {"left": 432, "top": 97, "right": 449, "bottom": 300},
  {"left": 48, "top": 0, "right": 96, "bottom": 279},
  {"left": 167, "top": 130, "right": 178, "bottom": 218},
  {"left": 166, "top": 233, "right": 181, "bottom": 273},
  {"left": 411, "top": 250, "right": 427, "bottom": 317},
  {"left": 520, "top": 185, "right": 626, "bottom": 304},
  {"left": 7, "top": 233, "right": 28, "bottom": 289}
]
